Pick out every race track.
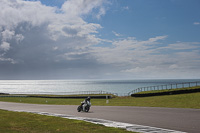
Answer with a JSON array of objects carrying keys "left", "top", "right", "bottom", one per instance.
[{"left": 0, "top": 102, "right": 199, "bottom": 133}]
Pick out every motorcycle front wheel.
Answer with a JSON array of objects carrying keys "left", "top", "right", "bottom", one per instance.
[{"left": 85, "top": 106, "right": 90, "bottom": 112}]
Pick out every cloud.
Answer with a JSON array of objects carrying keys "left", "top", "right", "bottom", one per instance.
[
  {"left": 148, "top": 35, "right": 167, "bottom": 42},
  {"left": 0, "top": 0, "right": 105, "bottom": 50},
  {"left": 61, "top": 0, "right": 106, "bottom": 19},
  {"left": 0, "top": 42, "right": 10, "bottom": 51},
  {"left": 0, "top": 56, "right": 16, "bottom": 64},
  {"left": 0, "top": 0, "right": 108, "bottom": 79},
  {"left": 193, "top": 22, "right": 200, "bottom": 25},
  {"left": 122, "top": 6, "right": 129, "bottom": 10},
  {"left": 112, "top": 31, "right": 122, "bottom": 37},
  {"left": 157, "top": 42, "right": 200, "bottom": 50},
  {"left": 1, "top": 30, "right": 15, "bottom": 41},
  {"left": 90, "top": 35, "right": 200, "bottom": 79},
  {"left": 0, "top": 0, "right": 54, "bottom": 29},
  {"left": 0, "top": 0, "right": 200, "bottom": 79},
  {"left": 91, "top": 35, "right": 168, "bottom": 65},
  {"left": 96, "top": 7, "right": 106, "bottom": 20}
]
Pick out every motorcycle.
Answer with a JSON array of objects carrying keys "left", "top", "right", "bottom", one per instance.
[{"left": 77, "top": 102, "right": 91, "bottom": 112}]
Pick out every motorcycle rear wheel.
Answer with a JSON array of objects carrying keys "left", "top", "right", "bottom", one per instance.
[{"left": 77, "top": 106, "right": 82, "bottom": 112}]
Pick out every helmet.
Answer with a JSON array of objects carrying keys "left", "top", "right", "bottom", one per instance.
[{"left": 87, "top": 96, "right": 91, "bottom": 101}]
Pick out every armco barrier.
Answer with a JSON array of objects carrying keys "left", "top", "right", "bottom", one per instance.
[
  {"left": 0, "top": 95, "right": 112, "bottom": 99},
  {"left": 128, "top": 81, "right": 200, "bottom": 96},
  {"left": 29, "top": 95, "right": 112, "bottom": 99},
  {"left": 131, "top": 88, "right": 200, "bottom": 97}
]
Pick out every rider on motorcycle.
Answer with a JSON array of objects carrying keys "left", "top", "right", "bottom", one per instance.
[{"left": 82, "top": 96, "right": 91, "bottom": 111}]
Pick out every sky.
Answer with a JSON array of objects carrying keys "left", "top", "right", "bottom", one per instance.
[{"left": 0, "top": 0, "right": 200, "bottom": 80}]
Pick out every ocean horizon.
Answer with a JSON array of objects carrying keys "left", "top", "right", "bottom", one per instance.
[{"left": 0, "top": 79, "right": 200, "bottom": 96}]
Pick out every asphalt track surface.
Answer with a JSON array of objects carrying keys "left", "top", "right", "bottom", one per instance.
[{"left": 0, "top": 102, "right": 200, "bottom": 133}]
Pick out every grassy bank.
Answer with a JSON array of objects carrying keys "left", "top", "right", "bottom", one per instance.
[
  {"left": 135, "top": 86, "right": 200, "bottom": 94},
  {"left": 0, "top": 109, "right": 132, "bottom": 133},
  {"left": 1, "top": 92, "right": 200, "bottom": 109}
]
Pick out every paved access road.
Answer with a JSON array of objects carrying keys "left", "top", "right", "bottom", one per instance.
[{"left": 0, "top": 101, "right": 200, "bottom": 133}]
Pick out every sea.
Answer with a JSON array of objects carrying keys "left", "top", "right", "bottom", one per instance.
[{"left": 0, "top": 79, "right": 200, "bottom": 96}]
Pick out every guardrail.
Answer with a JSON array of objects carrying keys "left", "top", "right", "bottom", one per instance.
[
  {"left": 128, "top": 81, "right": 200, "bottom": 95},
  {"left": 2, "top": 90, "right": 118, "bottom": 96}
]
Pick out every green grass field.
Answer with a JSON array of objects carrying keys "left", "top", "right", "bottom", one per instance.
[
  {"left": 0, "top": 109, "right": 132, "bottom": 133},
  {"left": 136, "top": 86, "right": 200, "bottom": 94},
  {"left": 0, "top": 92, "right": 200, "bottom": 109}
]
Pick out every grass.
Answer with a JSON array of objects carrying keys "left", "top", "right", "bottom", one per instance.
[
  {"left": 0, "top": 86, "right": 200, "bottom": 109},
  {"left": 136, "top": 86, "right": 200, "bottom": 94},
  {"left": 0, "top": 92, "right": 200, "bottom": 109},
  {"left": 0, "top": 109, "right": 132, "bottom": 133},
  {"left": 114, "top": 93, "right": 200, "bottom": 108}
]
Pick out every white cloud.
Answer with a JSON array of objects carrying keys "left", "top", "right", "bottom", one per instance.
[
  {"left": 15, "top": 34, "right": 24, "bottom": 43},
  {"left": 0, "top": 57, "right": 16, "bottom": 64},
  {"left": 122, "top": 66, "right": 156, "bottom": 73},
  {"left": 112, "top": 31, "right": 122, "bottom": 37},
  {"left": 0, "top": 42, "right": 10, "bottom": 51},
  {"left": 91, "top": 36, "right": 168, "bottom": 65},
  {"left": 61, "top": 0, "right": 106, "bottom": 19},
  {"left": 156, "top": 42, "right": 200, "bottom": 51},
  {"left": 1, "top": 30, "right": 15, "bottom": 41},
  {"left": 0, "top": 29, "right": 24, "bottom": 44},
  {"left": 0, "top": 0, "right": 106, "bottom": 54},
  {"left": 193, "top": 22, "right": 200, "bottom": 25},
  {"left": 148, "top": 35, "right": 167, "bottom": 42},
  {"left": 0, "top": 0, "right": 104, "bottom": 41},
  {"left": 0, "top": 0, "right": 55, "bottom": 29},
  {"left": 90, "top": 35, "right": 200, "bottom": 78},
  {"left": 96, "top": 7, "right": 106, "bottom": 19},
  {"left": 123, "top": 6, "right": 129, "bottom": 10}
]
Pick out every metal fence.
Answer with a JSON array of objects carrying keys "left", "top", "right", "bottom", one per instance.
[
  {"left": 8, "top": 90, "right": 118, "bottom": 96},
  {"left": 128, "top": 81, "right": 200, "bottom": 95}
]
